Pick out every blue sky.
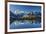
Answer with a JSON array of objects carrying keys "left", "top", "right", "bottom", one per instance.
[{"left": 10, "top": 4, "right": 41, "bottom": 14}]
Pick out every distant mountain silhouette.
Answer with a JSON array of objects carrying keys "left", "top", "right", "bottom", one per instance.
[
  {"left": 10, "top": 11, "right": 25, "bottom": 24},
  {"left": 10, "top": 10, "right": 41, "bottom": 24}
]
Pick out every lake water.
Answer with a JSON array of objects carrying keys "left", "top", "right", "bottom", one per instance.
[{"left": 10, "top": 20, "right": 41, "bottom": 29}]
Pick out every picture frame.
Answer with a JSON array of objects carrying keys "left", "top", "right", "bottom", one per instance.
[{"left": 5, "top": 0, "right": 45, "bottom": 34}]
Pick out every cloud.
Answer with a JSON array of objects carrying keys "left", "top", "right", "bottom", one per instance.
[
  {"left": 14, "top": 9, "right": 32, "bottom": 15},
  {"left": 14, "top": 9, "right": 24, "bottom": 14}
]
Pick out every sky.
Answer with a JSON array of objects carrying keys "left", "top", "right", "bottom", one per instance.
[{"left": 10, "top": 4, "right": 41, "bottom": 14}]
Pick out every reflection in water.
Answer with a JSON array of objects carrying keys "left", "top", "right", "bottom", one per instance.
[
  {"left": 10, "top": 19, "right": 41, "bottom": 29},
  {"left": 13, "top": 20, "right": 41, "bottom": 24}
]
